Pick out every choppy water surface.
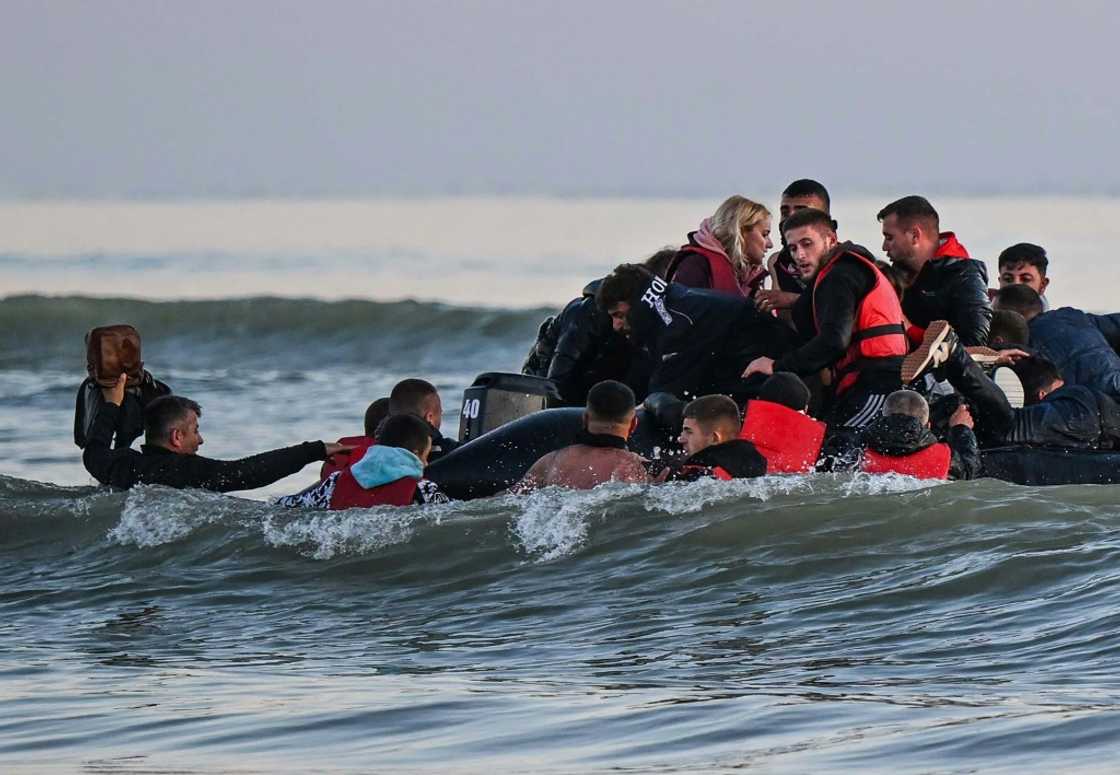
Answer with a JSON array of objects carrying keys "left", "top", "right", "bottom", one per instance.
[{"left": 3, "top": 474, "right": 1120, "bottom": 773}]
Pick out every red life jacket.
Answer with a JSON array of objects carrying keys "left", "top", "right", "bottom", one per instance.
[
  {"left": 711, "top": 466, "right": 733, "bottom": 481},
  {"left": 320, "top": 435, "right": 375, "bottom": 480},
  {"left": 861, "top": 444, "right": 951, "bottom": 480},
  {"left": 812, "top": 249, "right": 908, "bottom": 395},
  {"left": 739, "top": 399, "right": 826, "bottom": 473},
  {"left": 329, "top": 467, "right": 419, "bottom": 510},
  {"left": 671, "top": 244, "right": 762, "bottom": 298}
]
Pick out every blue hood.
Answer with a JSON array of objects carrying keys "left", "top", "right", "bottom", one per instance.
[{"left": 349, "top": 445, "right": 424, "bottom": 489}]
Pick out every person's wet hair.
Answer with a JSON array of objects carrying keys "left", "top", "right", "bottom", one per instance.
[
  {"left": 364, "top": 397, "right": 391, "bottom": 437},
  {"left": 683, "top": 395, "right": 741, "bottom": 436},
  {"left": 883, "top": 390, "right": 930, "bottom": 426},
  {"left": 998, "top": 243, "right": 1049, "bottom": 275},
  {"left": 389, "top": 379, "right": 439, "bottom": 418},
  {"left": 1013, "top": 357, "right": 1063, "bottom": 404},
  {"left": 642, "top": 247, "right": 679, "bottom": 279},
  {"left": 758, "top": 372, "right": 811, "bottom": 412},
  {"left": 586, "top": 380, "right": 636, "bottom": 425},
  {"left": 782, "top": 179, "right": 831, "bottom": 211},
  {"left": 995, "top": 284, "right": 1045, "bottom": 319},
  {"left": 989, "top": 309, "right": 1030, "bottom": 347},
  {"left": 596, "top": 263, "right": 654, "bottom": 312},
  {"left": 877, "top": 195, "right": 940, "bottom": 234},
  {"left": 144, "top": 395, "right": 202, "bottom": 444},
  {"left": 781, "top": 207, "right": 835, "bottom": 237},
  {"left": 377, "top": 413, "right": 432, "bottom": 458}
]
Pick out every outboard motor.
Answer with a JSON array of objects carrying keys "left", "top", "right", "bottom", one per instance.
[{"left": 458, "top": 372, "right": 560, "bottom": 442}]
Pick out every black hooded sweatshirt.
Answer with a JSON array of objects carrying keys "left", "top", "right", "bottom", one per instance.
[{"left": 820, "top": 413, "right": 980, "bottom": 480}]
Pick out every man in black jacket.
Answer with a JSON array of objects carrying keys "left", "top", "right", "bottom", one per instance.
[
  {"left": 596, "top": 265, "right": 798, "bottom": 405},
  {"left": 522, "top": 279, "right": 653, "bottom": 405},
  {"left": 878, "top": 195, "right": 992, "bottom": 347},
  {"left": 83, "top": 375, "right": 349, "bottom": 491}
]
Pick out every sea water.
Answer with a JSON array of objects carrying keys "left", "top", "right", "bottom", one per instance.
[{"left": 2, "top": 197, "right": 1120, "bottom": 772}]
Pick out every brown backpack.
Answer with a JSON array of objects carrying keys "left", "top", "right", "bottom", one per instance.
[{"left": 85, "top": 324, "right": 144, "bottom": 387}]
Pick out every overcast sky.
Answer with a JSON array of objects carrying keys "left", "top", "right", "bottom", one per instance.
[{"left": 3, "top": 1, "right": 1118, "bottom": 198}]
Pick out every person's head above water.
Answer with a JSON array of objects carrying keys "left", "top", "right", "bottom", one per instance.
[
  {"left": 757, "top": 372, "right": 811, "bottom": 413},
  {"left": 989, "top": 309, "right": 1030, "bottom": 347},
  {"left": 993, "top": 284, "right": 1045, "bottom": 322},
  {"left": 705, "top": 195, "right": 773, "bottom": 270},
  {"left": 883, "top": 389, "right": 931, "bottom": 427},
  {"left": 377, "top": 413, "right": 434, "bottom": 465},
  {"left": 1014, "top": 357, "right": 1065, "bottom": 405},
  {"left": 389, "top": 379, "right": 442, "bottom": 429},
  {"left": 364, "top": 397, "right": 390, "bottom": 438},
  {"left": 998, "top": 243, "right": 1050, "bottom": 297},
  {"left": 878, "top": 195, "right": 941, "bottom": 275},
  {"left": 584, "top": 380, "right": 638, "bottom": 438},
  {"left": 781, "top": 208, "right": 838, "bottom": 281},
  {"left": 596, "top": 263, "right": 656, "bottom": 336},
  {"left": 678, "top": 394, "right": 741, "bottom": 456},
  {"left": 144, "top": 395, "right": 204, "bottom": 454}
]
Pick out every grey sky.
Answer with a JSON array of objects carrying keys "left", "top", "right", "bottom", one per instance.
[{"left": 3, "top": 0, "right": 1117, "bottom": 198}]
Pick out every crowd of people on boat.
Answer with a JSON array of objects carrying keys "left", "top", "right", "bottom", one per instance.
[{"left": 75, "top": 180, "right": 1120, "bottom": 507}]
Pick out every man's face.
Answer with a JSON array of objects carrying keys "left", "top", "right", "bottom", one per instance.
[
  {"left": 779, "top": 194, "right": 828, "bottom": 224},
  {"left": 999, "top": 262, "right": 1049, "bottom": 296},
  {"left": 880, "top": 213, "right": 919, "bottom": 268},
  {"left": 677, "top": 417, "right": 717, "bottom": 456},
  {"left": 785, "top": 225, "right": 837, "bottom": 280},
  {"left": 608, "top": 302, "right": 632, "bottom": 335},
  {"left": 170, "top": 411, "right": 204, "bottom": 455}
]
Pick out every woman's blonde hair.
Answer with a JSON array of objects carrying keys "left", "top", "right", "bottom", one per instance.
[{"left": 710, "top": 195, "right": 770, "bottom": 274}]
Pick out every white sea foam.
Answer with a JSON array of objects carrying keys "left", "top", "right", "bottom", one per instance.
[
  {"left": 511, "top": 483, "right": 644, "bottom": 561},
  {"left": 261, "top": 506, "right": 431, "bottom": 560},
  {"left": 108, "top": 486, "right": 251, "bottom": 547}
]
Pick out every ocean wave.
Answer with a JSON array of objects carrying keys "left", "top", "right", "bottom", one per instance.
[{"left": 0, "top": 294, "right": 549, "bottom": 371}]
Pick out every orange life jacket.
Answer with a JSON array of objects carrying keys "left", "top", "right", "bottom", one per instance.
[
  {"left": 738, "top": 399, "right": 826, "bottom": 473},
  {"left": 812, "top": 249, "right": 908, "bottom": 394},
  {"left": 861, "top": 444, "right": 951, "bottom": 480}
]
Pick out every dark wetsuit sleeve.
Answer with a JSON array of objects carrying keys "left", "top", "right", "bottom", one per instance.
[
  {"left": 774, "top": 261, "right": 872, "bottom": 376},
  {"left": 946, "top": 264, "right": 993, "bottom": 346},
  {"left": 81, "top": 402, "right": 136, "bottom": 487},
  {"left": 1089, "top": 313, "right": 1120, "bottom": 354},
  {"left": 670, "top": 253, "right": 713, "bottom": 289},
  {"left": 946, "top": 425, "right": 981, "bottom": 480},
  {"left": 179, "top": 442, "right": 328, "bottom": 492}
]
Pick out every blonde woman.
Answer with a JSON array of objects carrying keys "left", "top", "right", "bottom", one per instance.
[{"left": 667, "top": 195, "right": 773, "bottom": 299}]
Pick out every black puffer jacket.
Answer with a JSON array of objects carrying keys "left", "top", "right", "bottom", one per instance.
[
  {"left": 820, "top": 413, "right": 980, "bottom": 480},
  {"left": 903, "top": 257, "right": 992, "bottom": 346},
  {"left": 1007, "top": 385, "right": 1120, "bottom": 450},
  {"left": 617, "top": 275, "right": 798, "bottom": 400}
]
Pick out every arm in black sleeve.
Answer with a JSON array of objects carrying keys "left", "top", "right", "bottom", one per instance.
[
  {"left": 946, "top": 425, "right": 981, "bottom": 480},
  {"left": 1088, "top": 312, "right": 1120, "bottom": 354},
  {"left": 178, "top": 442, "right": 328, "bottom": 493},
  {"left": 547, "top": 302, "right": 599, "bottom": 401},
  {"left": 946, "top": 262, "right": 993, "bottom": 346},
  {"left": 773, "top": 261, "right": 868, "bottom": 375}
]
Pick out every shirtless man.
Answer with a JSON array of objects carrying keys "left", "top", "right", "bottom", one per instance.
[{"left": 512, "top": 380, "right": 649, "bottom": 491}]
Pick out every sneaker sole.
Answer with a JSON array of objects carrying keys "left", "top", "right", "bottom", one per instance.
[
  {"left": 965, "top": 346, "right": 1002, "bottom": 366},
  {"left": 992, "top": 366, "right": 1025, "bottom": 409},
  {"left": 901, "top": 320, "right": 952, "bottom": 383}
]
